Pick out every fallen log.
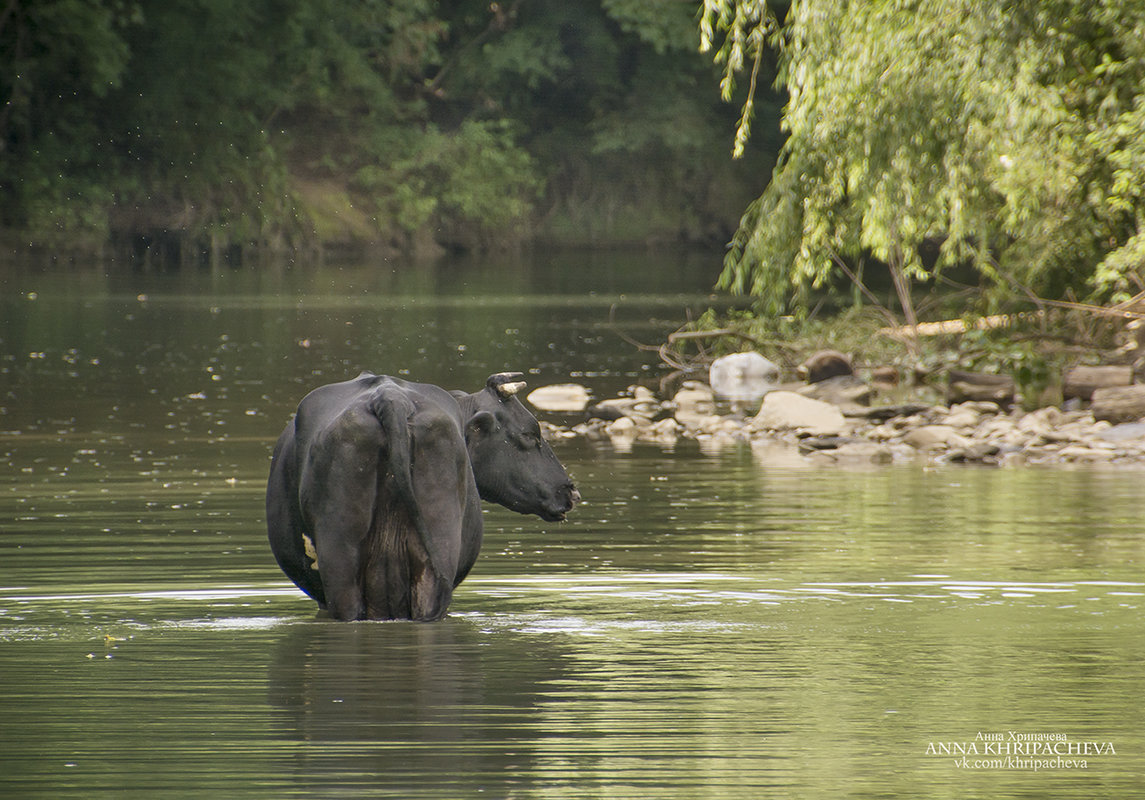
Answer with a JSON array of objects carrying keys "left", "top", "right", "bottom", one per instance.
[
  {"left": 947, "top": 370, "right": 1015, "bottom": 406},
  {"left": 1063, "top": 365, "right": 1133, "bottom": 401},
  {"left": 878, "top": 313, "right": 1035, "bottom": 339},
  {"left": 1092, "top": 385, "right": 1145, "bottom": 424}
]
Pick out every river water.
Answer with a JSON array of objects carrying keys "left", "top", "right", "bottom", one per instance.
[{"left": 1, "top": 251, "right": 1142, "bottom": 798}]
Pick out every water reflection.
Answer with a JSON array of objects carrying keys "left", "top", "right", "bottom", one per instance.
[{"left": 267, "top": 618, "right": 565, "bottom": 796}]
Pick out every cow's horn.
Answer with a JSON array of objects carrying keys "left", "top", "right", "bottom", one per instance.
[{"left": 488, "top": 372, "right": 527, "bottom": 399}]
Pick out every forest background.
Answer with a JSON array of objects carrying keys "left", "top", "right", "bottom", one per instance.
[
  {"left": 0, "top": 0, "right": 777, "bottom": 262},
  {"left": 4, "top": 0, "right": 1145, "bottom": 326}
]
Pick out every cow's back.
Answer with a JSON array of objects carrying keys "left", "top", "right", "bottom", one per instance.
[{"left": 267, "top": 372, "right": 482, "bottom": 620}]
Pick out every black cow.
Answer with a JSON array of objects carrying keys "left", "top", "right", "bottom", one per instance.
[{"left": 266, "top": 371, "right": 579, "bottom": 621}]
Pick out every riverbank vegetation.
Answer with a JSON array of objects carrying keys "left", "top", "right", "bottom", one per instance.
[
  {"left": 701, "top": 0, "right": 1145, "bottom": 318},
  {"left": 0, "top": 0, "right": 774, "bottom": 261}
]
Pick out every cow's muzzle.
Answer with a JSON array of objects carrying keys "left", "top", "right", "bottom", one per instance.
[{"left": 544, "top": 485, "right": 580, "bottom": 522}]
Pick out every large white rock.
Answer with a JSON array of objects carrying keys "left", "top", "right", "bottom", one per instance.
[
  {"left": 750, "top": 391, "right": 847, "bottom": 436},
  {"left": 526, "top": 384, "right": 591, "bottom": 412},
  {"left": 709, "top": 352, "right": 779, "bottom": 403}
]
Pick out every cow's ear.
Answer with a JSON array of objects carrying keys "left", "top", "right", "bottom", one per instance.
[{"left": 466, "top": 411, "right": 497, "bottom": 436}]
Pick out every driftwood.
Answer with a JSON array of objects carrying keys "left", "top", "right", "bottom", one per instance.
[
  {"left": 878, "top": 314, "right": 1034, "bottom": 339},
  {"left": 947, "top": 370, "right": 1015, "bottom": 405},
  {"left": 1091, "top": 386, "right": 1145, "bottom": 424},
  {"left": 1063, "top": 365, "right": 1133, "bottom": 401},
  {"left": 879, "top": 292, "right": 1145, "bottom": 341}
]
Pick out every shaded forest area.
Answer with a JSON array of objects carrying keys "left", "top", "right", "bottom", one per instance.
[{"left": 0, "top": 0, "right": 778, "bottom": 263}]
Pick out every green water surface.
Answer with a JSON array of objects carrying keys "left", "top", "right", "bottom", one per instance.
[{"left": 1, "top": 254, "right": 1142, "bottom": 798}]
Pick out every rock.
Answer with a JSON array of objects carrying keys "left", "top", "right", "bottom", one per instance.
[
  {"left": 941, "top": 404, "right": 982, "bottom": 429},
  {"left": 946, "top": 442, "right": 1002, "bottom": 462},
  {"left": 709, "top": 352, "right": 780, "bottom": 402},
  {"left": 672, "top": 383, "right": 716, "bottom": 428},
  {"left": 976, "top": 417, "right": 1019, "bottom": 442},
  {"left": 1094, "top": 422, "right": 1145, "bottom": 442},
  {"left": 961, "top": 401, "right": 1003, "bottom": 414},
  {"left": 607, "top": 416, "right": 638, "bottom": 435},
  {"left": 849, "top": 403, "right": 933, "bottom": 421},
  {"left": 591, "top": 385, "right": 662, "bottom": 421},
  {"left": 1045, "top": 417, "right": 1105, "bottom": 443},
  {"left": 631, "top": 385, "right": 657, "bottom": 403},
  {"left": 797, "top": 350, "right": 853, "bottom": 383},
  {"left": 947, "top": 370, "right": 1015, "bottom": 405},
  {"left": 587, "top": 404, "right": 627, "bottom": 422},
  {"left": 1057, "top": 445, "right": 1116, "bottom": 462},
  {"left": 870, "top": 366, "right": 900, "bottom": 387},
  {"left": 797, "top": 435, "right": 858, "bottom": 452},
  {"left": 823, "top": 442, "right": 894, "bottom": 464},
  {"left": 866, "top": 423, "right": 900, "bottom": 442},
  {"left": 1063, "top": 365, "right": 1133, "bottom": 401},
  {"left": 1092, "top": 385, "right": 1145, "bottom": 424},
  {"left": 902, "top": 425, "right": 969, "bottom": 450},
  {"left": 1016, "top": 406, "right": 1062, "bottom": 439},
  {"left": 797, "top": 375, "right": 873, "bottom": 408},
  {"left": 694, "top": 414, "right": 729, "bottom": 434},
  {"left": 527, "top": 383, "right": 591, "bottom": 412},
  {"left": 750, "top": 391, "right": 848, "bottom": 436}
]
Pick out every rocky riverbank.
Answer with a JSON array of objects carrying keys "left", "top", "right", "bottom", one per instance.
[{"left": 530, "top": 380, "right": 1145, "bottom": 466}]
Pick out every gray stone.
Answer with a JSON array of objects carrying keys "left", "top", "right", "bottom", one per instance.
[
  {"left": 849, "top": 403, "right": 933, "bottom": 421},
  {"left": 826, "top": 442, "right": 895, "bottom": 464},
  {"left": 1057, "top": 445, "right": 1117, "bottom": 461},
  {"left": 946, "top": 442, "right": 1002, "bottom": 462},
  {"left": 797, "top": 375, "right": 873, "bottom": 408},
  {"left": 902, "top": 425, "right": 970, "bottom": 450},
  {"left": 1095, "top": 422, "right": 1145, "bottom": 442},
  {"left": 942, "top": 405, "right": 982, "bottom": 429}
]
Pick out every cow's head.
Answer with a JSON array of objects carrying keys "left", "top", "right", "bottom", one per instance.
[{"left": 459, "top": 373, "right": 580, "bottom": 522}]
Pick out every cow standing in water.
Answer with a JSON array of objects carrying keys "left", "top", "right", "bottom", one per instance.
[{"left": 266, "top": 372, "right": 579, "bottom": 621}]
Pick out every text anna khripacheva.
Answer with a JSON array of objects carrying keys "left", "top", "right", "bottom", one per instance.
[{"left": 925, "top": 731, "right": 1117, "bottom": 771}]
